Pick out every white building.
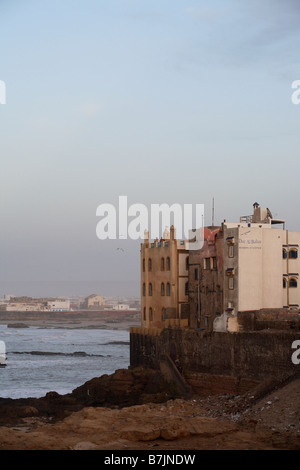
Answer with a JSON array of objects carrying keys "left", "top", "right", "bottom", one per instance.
[
  {"left": 219, "top": 203, "right": 300, "bottom": 331},
  {"left": 47, "top": 300, "right": 70, "bottom": 312},
  {"left": 6, "top": 302, "right": 46, "bottom": 312}
]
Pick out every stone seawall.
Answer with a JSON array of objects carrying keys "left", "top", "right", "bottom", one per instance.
[{"left": 130, "top": 327, "right": 300, "bottom": 395}]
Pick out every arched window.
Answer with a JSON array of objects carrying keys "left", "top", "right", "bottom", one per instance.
[
  {"left": 161, "top": 257, "right": 165, "bottom": 271},
  {"left": 162, "top": 308, "right": 166, "bottom": 321},
  {"left": 148, "top": 258, "right": 152, "bottom": 271},
  {"left": 166, "top": 282, "right": 170, "bottom": 296},
  {"left": 143, "top": 283, "right": 146, "bottom": 296},
  {"left": 282, "top": 249, "right": 287, "bottom": 259},
  {"left": 289, "top": 278, "right": 298, "bottom": 288},
  {"left": 166, "top": 257, "right": 170, "bottom": 271},
  {"left": 185, "top": 281, "right": 189, "bottom": 296},
  {"left": 143, "top": 307, "right": 146, "bottom": 320},
  {"left": 161, "top": 282, "right": 165, "bottom": 296},
  {"left": 283, "top": 278, "right": 287, "bottom": 288},
  {"left": 149, "top": 307, "right": 153, "bottom": 321},
  {"left": 289, "top": 249, "right": 298, "bottom": 259},
  {"left": 149, "top": 283, "right": 153, "bottom": 296}
]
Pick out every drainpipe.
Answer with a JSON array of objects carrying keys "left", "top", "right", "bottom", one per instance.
[
  {"left": 287, "top": 230, "right": 289, "bottom": 307},
  {"left": 197, "top": 282, "right": 200, "bottom": 328}
]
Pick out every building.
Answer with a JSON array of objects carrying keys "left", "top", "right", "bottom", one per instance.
[
  {"left": 47, "top": 300, "right": 70, "bottom": 312},
  {"left": 187, "top": 226, "right": 224, "bottom": 331},
  {"left": 140, "top": 225, "right": 189, "bottom": 329},
  {"left": 139, "top": 203, "right": 300, "bottom": 333},
  {"left": 189, "top": 202, "right": 300, "bottom": 332},
  {"left": 218, "top": 202, "right": 299, "bottom": 330},
  {"left": 5, "top": 302, "right": 47, "bottom": 312},
  {"left": 81, "top": 294, "right": 106, "bottom": 310}
]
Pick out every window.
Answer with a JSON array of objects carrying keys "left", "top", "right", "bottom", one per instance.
[
  {"left": 289, "top": 249, "right": 298, "bottom": 259},
  {"left": 148, "top": 258, "right": 152, "bottom": 271},
  {"left": 185, "top": 281, "right": 189, "bottom": 296},
  {"left": 205, "top": 316, "right": 209, "bottom": 327},
  {"left": 204, "top": 258, "right": 210, "bottom": 270},
  {"left": 149, "top": 307, "right": 153, "bottom": 321},
  {"left": 166, "top": 257, "right": 171, "bottom": 270},
  {"left": 143, "top": 307, "right": 146, "bottom": 320},
  {"left": 229, "top": 277, "right": 234, "bottom": 290},
  {"left": 161, "top": 282, "right": 165, "bottom": 296},
  {"left": 217, "top": 285, "right": 221, "bottom": 296},
  {"left": 161, "top": 257, "right": 165, "bottom": 271},
  {"left": 143, "top": 283, "right": 146, "bottom": 296},
  {"left": 166, "top": 282, "right": 170, "bottom": 296},
  {"left": 162, "top": 308, "right": 166, "bottom": 321},
  {"left": 283, "top": 278, "right": 287, "bottom": 288},
  {"left": 194, "top": 268, "right": 198, "bottom": 280},
  {"left": 283, "top": 249, "right": 287, "bottom": 259},
  {"left": 212, "top": 257, "right": 217, "bottom": 269},
  {"left": 289, "top": 278, "right": 298, "bottom": 288},
  {"left": 142, "top": 258, "right": 145, "bottom": 272},
  {"left": 149, "top": 283, "right": 153, "bottom": 296},
  {"left": 185, "top": 256, "right": 189, "bottom": 270},
  {"left": 229, "top": 245, "right": 234, "bottom": 258}
]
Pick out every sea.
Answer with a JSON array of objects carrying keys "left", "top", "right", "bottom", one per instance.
[{"left": 0, "top": 324, "right": 130, "bottom": 399}]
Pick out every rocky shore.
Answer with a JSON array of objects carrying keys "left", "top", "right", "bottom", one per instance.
[
  {"left": 0, "top": 312, "right": 299, "bottom": 450},
  {"left": 0, "top": 365, "right": 299, "bottom": 450}
]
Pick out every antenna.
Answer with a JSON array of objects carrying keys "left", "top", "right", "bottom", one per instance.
[{"left": 212, "top": 197, "right": 214, "bottom": 226}]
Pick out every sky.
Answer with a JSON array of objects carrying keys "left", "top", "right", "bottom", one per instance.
[{"left": 0, "top": 0, "right": 300, "bottom": 298}]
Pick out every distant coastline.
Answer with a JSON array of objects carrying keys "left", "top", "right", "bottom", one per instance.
[{"left": 0, "top": 310, "right": 140, "bottom": 330}]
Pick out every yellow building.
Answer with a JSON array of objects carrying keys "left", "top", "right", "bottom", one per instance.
[
  {"left": 140, "top": 226, "right": 189, "bottom": 329},
  {"left": 82, "top": 294, "right": 106, "bottom": 310}
]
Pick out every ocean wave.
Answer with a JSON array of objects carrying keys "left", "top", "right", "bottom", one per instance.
[
  {"left": 99, "top": 341, "right": 130, "bottom": 346},
  {"left": 9, "top": 351, "right": 109, "bottom": 357}
]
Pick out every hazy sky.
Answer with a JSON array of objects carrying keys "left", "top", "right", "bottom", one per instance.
[{"left": 1, "top": 0, "right": 300, "bottom": 298}]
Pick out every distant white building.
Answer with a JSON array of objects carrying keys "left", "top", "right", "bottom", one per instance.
[
  {"left": 113, "top": 304, "right": 129, "bottom": 310},
  {"left": 47, "top": 300, "right": 70, "bottom": 312},
  {"left": 6, "top": 302, "right": 45, "bottom": 312},
  {"left": 112, "top": 304, "right": 137, "bottom": 311}
]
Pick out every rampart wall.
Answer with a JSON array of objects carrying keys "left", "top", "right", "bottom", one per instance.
[{"left": 130, "top": 317, "right": 300, "bottom": 396}]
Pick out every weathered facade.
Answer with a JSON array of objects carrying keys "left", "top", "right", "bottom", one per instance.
[
  {"left": 81, "top": 294, "right": 106, "bottom": 310},
  {"left": 187, "top": 226, "right": 224, "bottom": 331},
  {"left": 130, "top": 311, "right": 300, "bottom": 395},
  {"left": 140, "top": 226, "right": 189, "bottom": 329}
]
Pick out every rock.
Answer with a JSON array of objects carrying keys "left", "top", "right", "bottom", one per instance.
[
  {"left": 7, "top": 323, "right": 29, "bottom": 328},
  {"left": 73, "top": 441, "right": 100, "bottom": 450}
]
